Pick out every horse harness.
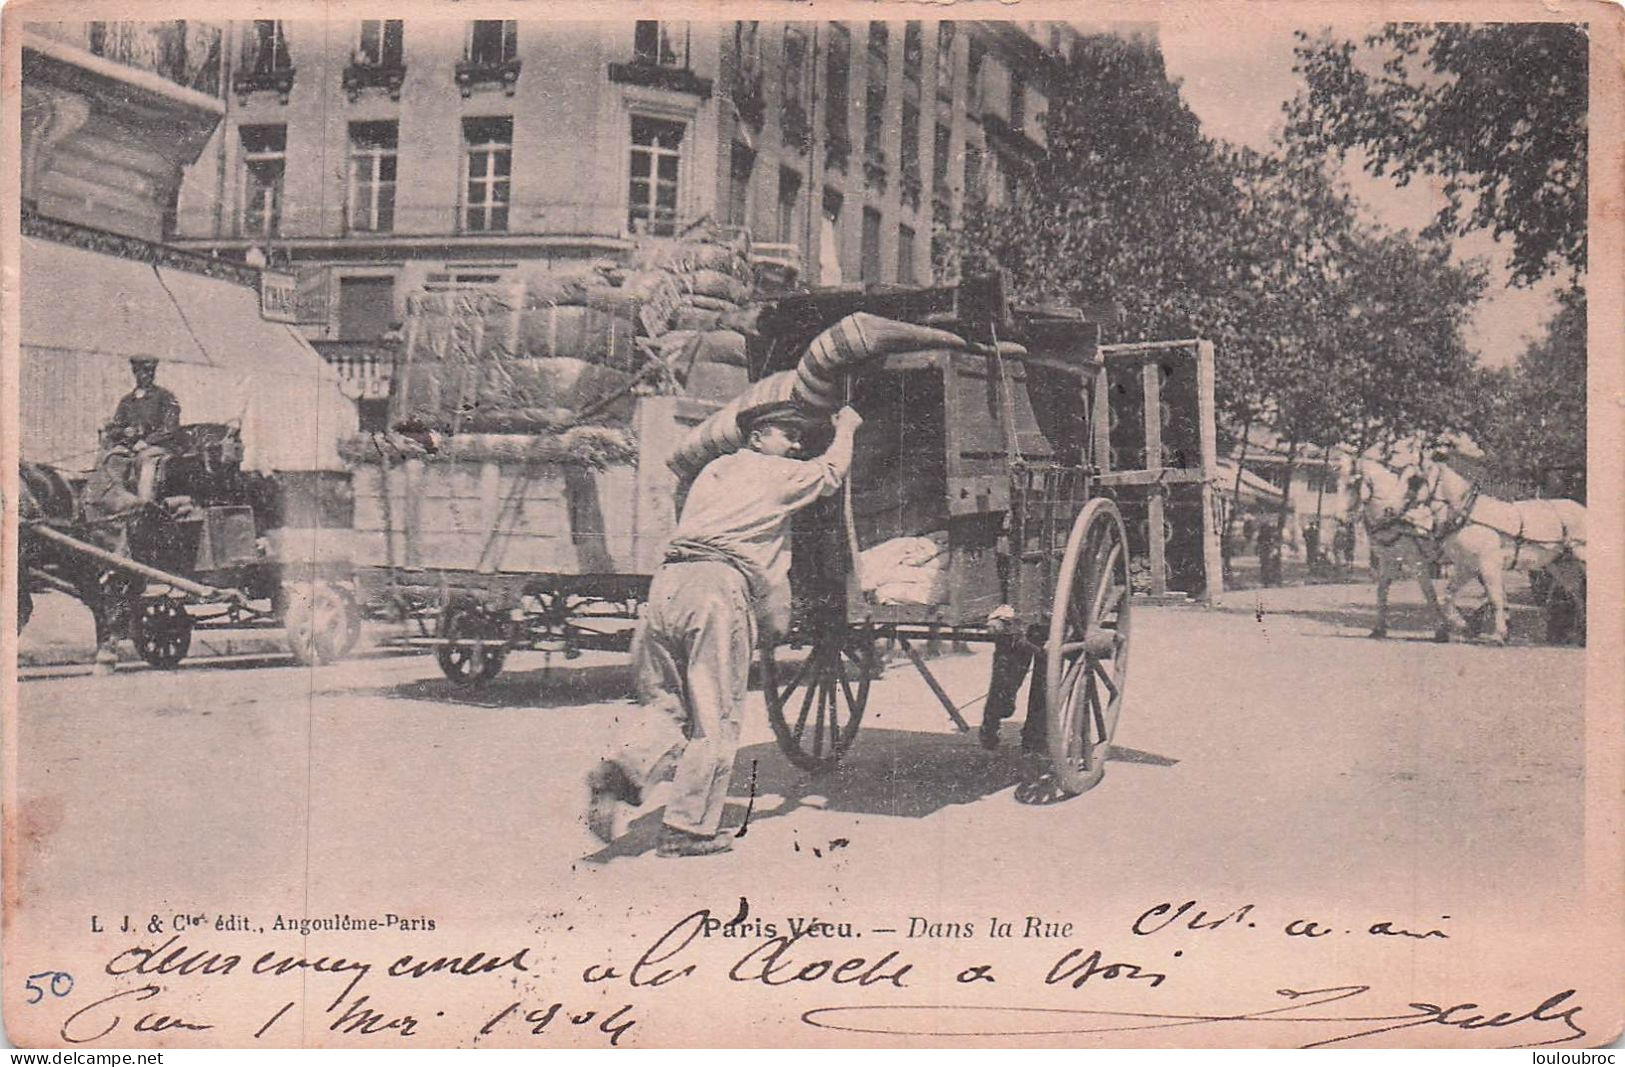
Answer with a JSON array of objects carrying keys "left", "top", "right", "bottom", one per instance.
[{"left": 1405, "top": 465, "right": 1582, "bottom": 566}]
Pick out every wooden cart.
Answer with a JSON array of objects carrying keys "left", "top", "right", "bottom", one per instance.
[{"left": 747, "top": 283, "right": 1214, "bottom": 795}]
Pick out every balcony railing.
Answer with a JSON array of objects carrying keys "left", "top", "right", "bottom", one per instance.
[
  {"left": 455, "top": 56, "right": 521, "bottom": 97},
  {"left": 233, "top": 65, "right": 294, "bottom": 105},
  {"left": 343, "top": 60, "right": 406, "bottom": 101},
  {"left": 608, "top": 58, "right": 712, "bottom": 98},
  {"left": 84, "top": 21, "right": 223, "bottom": 96}
]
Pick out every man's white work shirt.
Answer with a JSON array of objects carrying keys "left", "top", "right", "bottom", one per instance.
[{"left": 665, "top": 448, "right": 847, "bottom": 635}]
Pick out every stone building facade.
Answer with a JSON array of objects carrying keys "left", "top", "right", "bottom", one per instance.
[{"left": 167, "top": 19, "right": 1087, "bottom": 353}]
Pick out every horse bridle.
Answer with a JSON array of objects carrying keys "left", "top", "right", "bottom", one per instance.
[{"left": 1354, "top": 462, "right": 1439, "bottom": 549}]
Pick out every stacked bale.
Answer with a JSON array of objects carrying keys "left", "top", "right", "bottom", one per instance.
[{"left": 389, "top": 228, "right": 763, "bottom": 435}]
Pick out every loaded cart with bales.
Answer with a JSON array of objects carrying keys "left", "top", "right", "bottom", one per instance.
[
  {"left": 351, "top": 256, "right": 1214, "bottom": 797},
  {"left": 672, "top": 278, "right": 1215, "bottom": 795},
  {"left": 346, "top": 231, "right": 763, "bottom": 683}
]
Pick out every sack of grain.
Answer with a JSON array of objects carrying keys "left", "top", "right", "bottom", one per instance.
[
  {"left": 673, "top": 307, "right": 724, "bottom": 332},
  {"left": 681, "top": 268, "right": 752, "bottom": 305},
  {"left": 518, "top": 267, "right": 602, "bottom": 309},
  {"left": 684, "top": 361, "right": 750, "bottom": 402},
  {"left": 860, "top": 532, "right": 951, "bottom": 606},
  {"left": 693, "top": 330, "right": 748, "bottom": 368}
]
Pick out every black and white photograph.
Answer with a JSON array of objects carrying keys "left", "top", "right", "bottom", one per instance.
[{"left": 3, "top": 0, "right": 1620, "bottom": 1050}]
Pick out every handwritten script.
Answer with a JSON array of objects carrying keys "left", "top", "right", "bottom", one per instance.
[{"left": 26, "top": 897, "right": 1587, "bottom": 1048}]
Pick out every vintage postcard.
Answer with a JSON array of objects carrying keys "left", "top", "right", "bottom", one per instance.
[{"left": 3, "top": 0, "right": 1621, "bottom": 1049}]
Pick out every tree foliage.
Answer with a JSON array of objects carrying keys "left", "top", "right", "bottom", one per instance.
[
  {"left": 1288, "top": 23, "right": 1587, "bottom": 285},
  {"left": 1465, "top": 286, "right": 1587, "bottom": 499},
  {"left": 943, "top": 33, "right": 1487, "bottom": 460}
]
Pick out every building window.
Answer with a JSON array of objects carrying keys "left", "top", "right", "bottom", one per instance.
[
  {"left": 239, "top": 125, "right": 286, "bottom": 237},
  {"left": 865, "top": 84, "right": 887, "bottom": 161},
  {"left": 933, "top": 121, "right": 952, "bottom": 195},
  {"left": 860, "top": 207, "right": 883, "bottom": 285},
  {"left": 242, "top": 20, "right": 290, "bottom": 74},
  {"left": 898, "top": 224, "right": 916, "bottom": 284},
  {"left": 903, "top": 21, "right": 922, "bottom": 82},
  {"left": 967, "top": 37, "right": 985, "bottom": 111},
  {"left": 467, "top": 20, "right": 517, "bottom": 66},
  {"left": 462, "top": 117, "right": 512, "bottom": 233},
  {"left": 825, "top": 24, "right": 851, "bottom": 154},
  {"left": 781, "top": 26, "right": 811, "bottom": 150},
  {"left": 346, "top": 20, "right": 405, "bottom": 99},
  {"left": 901, "top": 101, "right": 921, "bottom": 205},
  {"left": 935, "top": 21, "right": 956, "bottom": 99},
  {"left": 726, "top": 142, "right": 755, "bottom": 228},
  {"left": 868, "top": 22, "right": 889, "bottom": 59},
  {"left": 1010, "top": 73, "right": 1026, "bottom": 131},
  {"left": 732, "top": 22, "right": 764, "bottom": 128},
  {"left": 821, "top": 188, "right": 844, "bottom": 282},
  {"left": 777, "top": 167, "right": 802, "bottom": 245},
  {"left": 347, "top": 122, "right": 397, "bottom": 233},
  {"left": 965, "top": 142, "right": 984, "bottom": 203},
  {"left": 628, "top": 116, "right": 685, "bottom": 236},
  {"left": 354, "top": 20, "right": 403, "bottom": 67},
  {"left": 634, "top": 21, "right": 689, "bottom": 67},
  {"left": 338, "top": 276, "right": 396, "bottom": 341}
]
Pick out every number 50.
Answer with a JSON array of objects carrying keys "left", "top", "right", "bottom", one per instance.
[{"left": 24, "top": 971, "right": 73, "bottom": 1004}]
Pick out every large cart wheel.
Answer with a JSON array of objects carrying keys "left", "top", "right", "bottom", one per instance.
[
  {"left": 1044, "top": 498, "right": 1132, "bottom": 796},
  {"left": 761, "top": 624, "right": 874, "bottom": 775},
  {"left": 285, "top": 582, "right": 362, "bottom": 665},
  {"left": 130, "top": 595, "right": 193, "bottom": 669},
  {"left": 436, "top": 598, "right": 509, "bottom": 688}
]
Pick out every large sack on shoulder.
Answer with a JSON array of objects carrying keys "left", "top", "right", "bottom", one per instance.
[
  {"left": 667, "top": 370, "right": 799, "bottom": 477},
  {"left": 792, "top": 312, "right": 974, "bottom": 411}
]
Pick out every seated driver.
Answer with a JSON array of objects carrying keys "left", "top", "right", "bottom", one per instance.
[{"left": 106, "top": 357, "right": 182, "bottom": 502}]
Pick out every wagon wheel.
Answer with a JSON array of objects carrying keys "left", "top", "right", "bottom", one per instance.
[
  {"left": 1044, "top": 498, "right": 1132, "bottom": 796},
  {"left": 436, "top": 598, "right": 509, "bottom": 688},
  {"left": 130, "top": 595, "right": 193, "bottom": 669},
  {"left": 285, "top": 582, "right": 362, "bottom": 665},
  {"left": 761, "top": 624, "right": 875, "bottom": 775}
]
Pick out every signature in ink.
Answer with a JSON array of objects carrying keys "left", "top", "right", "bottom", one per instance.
[{"left": 801, "top": 985, "right": 1587, "bottom": 1048}]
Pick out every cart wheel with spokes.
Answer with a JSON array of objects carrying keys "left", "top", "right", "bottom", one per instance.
[
  {"left": 761, "top": 623, "right": 875, "bottom": 775},
  {"left": 436, "top": 597, "right": 509, "bottom": 687},
  {"left": 1044, "top": 498, "right": 1132, "bottom": 796},
  {"left": 130, "top": 595, "right": 194, "bottom": 669},
  {"left": 285, "top": 581, "right": 362, "bottom": 665}
]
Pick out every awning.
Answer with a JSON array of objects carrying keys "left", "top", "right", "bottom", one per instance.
[{"left": 20, "top": 236, "right": 356, "bottom": 472}]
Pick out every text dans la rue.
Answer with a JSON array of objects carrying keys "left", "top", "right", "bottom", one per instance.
[{"left": 30, "top": 895, "right": 1584, "bottom": 1049}]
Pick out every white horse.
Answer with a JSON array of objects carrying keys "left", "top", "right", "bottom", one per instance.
[
  {"left": 1345, "top": 457, "right": 1452, "bottom": 640},
  {"left": 1407, "top": 457, "right": 1586, "bottom": 644}
]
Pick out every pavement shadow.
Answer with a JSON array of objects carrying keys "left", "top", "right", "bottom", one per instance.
[
  {"left": 582, "top": 728, "right": 1179, "bottom": 861},
  {"left": 378, "top": 662, "right": 636, "bottom": 710},
  {"left": 1289, "top": 601, "right": 1554, "bottom": 646}
]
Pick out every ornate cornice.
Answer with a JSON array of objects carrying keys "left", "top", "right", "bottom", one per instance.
[{"left": 22, "top": 210, "right": 261, "bottom": 288}]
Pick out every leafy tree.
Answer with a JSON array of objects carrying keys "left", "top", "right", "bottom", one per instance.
[
  {"left": 1465, "top": 286, "right": 1587, "bottom": 499},
  {"left": 951, "top": 34, "right": 1241, "bottom": 342},
  {"left": 1288, "top": 23, "right": 1587, "bottom": 285}
]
